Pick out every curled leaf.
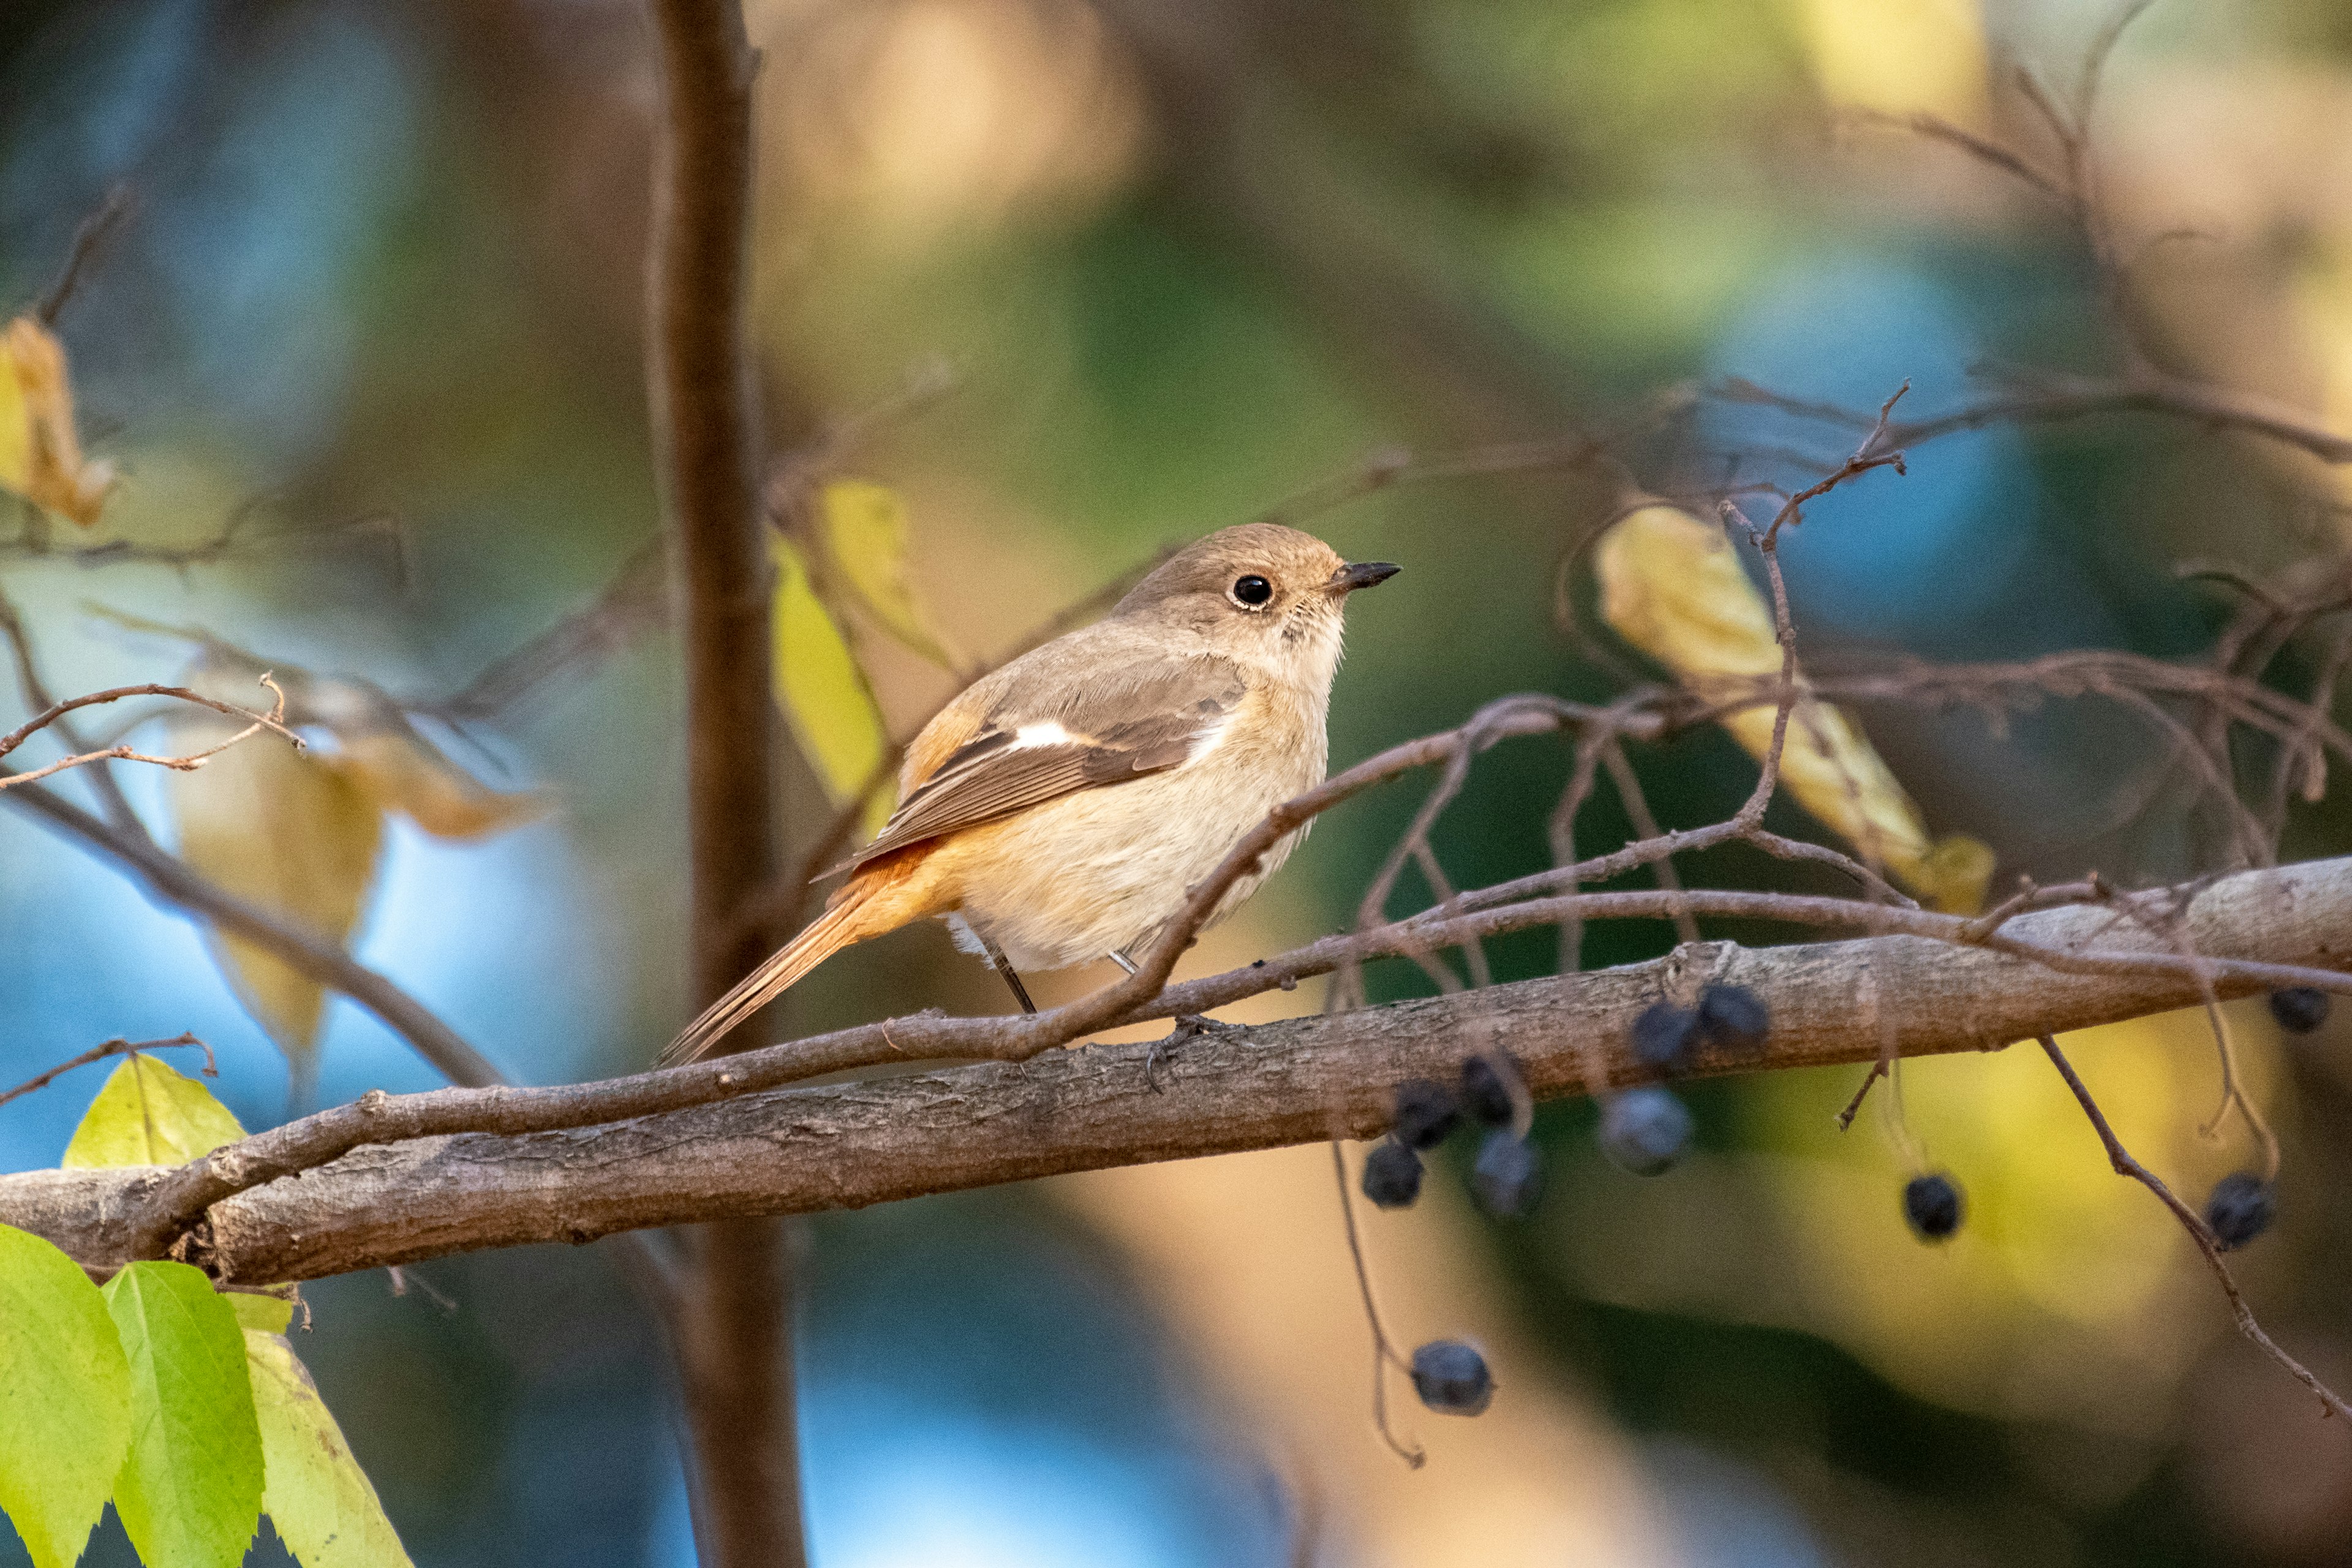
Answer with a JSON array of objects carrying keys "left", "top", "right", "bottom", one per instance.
[
  {"left": 331, "top": 728, "right": 546, "bottom": 841},
  {"left": 148, "top": 641, "right": 541, "bottom": 1075},
  {"left": 1597, "top": 504, "right": 1992, "bottom": 914},
  {"left": 168, "top": 707, "right": 382, "bottom": 1070},
  {"left": 773, "top": 536, "right": 892, "bottom": 838},
  {"left": 60, "top": 1055, "right": 246, "bottom": 1169},
  {"left": 0, "top": 315, "right": 117, "bottom": 527},
  {"left": 820, "top": 478, "right": 960, "bottom": 669}
]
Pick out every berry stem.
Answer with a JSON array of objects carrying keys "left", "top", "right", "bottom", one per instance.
[
  {"left": 1327, "top": 1140, "right": 1427, "bottom": 1468},
  {"left": 2035, "top": 1035, "right": 2350, "bottom": 1421}
]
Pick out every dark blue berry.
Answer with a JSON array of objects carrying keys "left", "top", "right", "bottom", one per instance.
[
  {"left": 1630, "top": 1001, "right": 1700, "bottom": 1072},
  {"left": 2269, "top": 988, "right": 2330, "bottom": 1035},
  {"left": 1598, "top": 1087, "right": 1692, "bottom": 1176},
  {"left": 1695, "top": 983, "right": 1770, "bottom": 1052},
  {"left": 1459, "top": 1054, "right": 1520, "bottom": 1128},
  {"left": 1471, "top": 1132, "right": 1544, "bottom": 1217},
  {"left": 1391, "top": 1079, "right": 1460, "bottom": 1150},
  {"left": 1361, "top": 1140, "right": 1423, "bottom": 1210},
  {"left": 2206, "top": 1172, "right": 2275, "bottom": 1250},
  {"left": 1409, "top": 1340, "right": 1494, "bottom": 1416},
  {"left": 1903, "top": 1173, "right": 1964, "bottom": 1241}
]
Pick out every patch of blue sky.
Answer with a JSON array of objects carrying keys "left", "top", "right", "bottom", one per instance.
[
  {"left": 646, "top": 1401, "right": 1276, "bottom": 1568},
  {"left": 1, "top": 3, "right": 422, "bottom": 464},
  {"left": 1646, "top": 1439, "right": 1834, "bottom": 1568},
  {"left": 0, "top": 758, "right": 618, "bottom": 1167},
  {"left": 153, "top": 9, "right": 421, "bottom": 464},
  {"left": 1702, "top": 253, "right": 2038, "bottom": 644},
  {"left": 0, "top": 0, "right": 207, "bottom": 223}
]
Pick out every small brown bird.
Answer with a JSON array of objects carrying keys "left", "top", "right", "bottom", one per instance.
[{"left": 663, "top": 522, "right": 1399, "bottom": 1064}]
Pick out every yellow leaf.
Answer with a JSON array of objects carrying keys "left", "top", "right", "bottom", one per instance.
[
  {"left": 820, "top": 478, "right": 960, "bottom": 669},
  {"left": 1795, "top": 0, "right": 1989, "bottom": 123},
  {"left": 0, "top": 336, "right": 26, "bottom": 497},
  {"left": 226, "top": 1290, "right": 295, "bottom": 1336},
  {"left": 245, "top": 1330, "right": 413, "bottom": 1567},
  {"left": 773, "top": 537, "right": 892, "bottom": 837},
  {"left": 333, "top": 728, "right": 547, "bottom": 841},
  {"left": 168, "top": 710, "right": 382, "bottom": 1067},
  {"left": 0, "top": 315, "right": 117, "bottom": 527},
  {"left": 1597, "top": 504, "right": 1992, "bottom": 913},
  {"left": 60, "top": 1055, "right": 246, "bottom": 1168},
  {"left": 159, "top": 639, "right": 547, "bottom": 842}
]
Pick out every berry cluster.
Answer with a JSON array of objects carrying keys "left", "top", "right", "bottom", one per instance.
[
  {"left": 1598, "top": 982, "right": 1770, "bottom": 1177},
  {"left": 1630, "top": 982, "right": 1771, "bottom": 1074},
  {"left": 1898, "top": 1166, "right": 2279, "bottom": 1252},
  {"left": 1359, "top": 1055, "right": 1532, "bottom": 1420},
  {"left": 1362, "top": 1052, "right": 1543, "bottom": 1218}
]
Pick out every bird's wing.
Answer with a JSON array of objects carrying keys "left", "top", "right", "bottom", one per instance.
[{"left": 849, "top": 648, "right": 1249, "bottom": 869}]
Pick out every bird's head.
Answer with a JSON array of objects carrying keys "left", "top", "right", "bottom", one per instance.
[{"left": 1112, "top": 522, "right": 1399, "bottom": 688}]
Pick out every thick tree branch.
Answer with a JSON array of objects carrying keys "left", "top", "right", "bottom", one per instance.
[
  {"left": 3, "top": 854, "right": 2345, "bottom": 1283},
  {"left": 641, "top": 0, "right": 804, "bottom": 1560}
]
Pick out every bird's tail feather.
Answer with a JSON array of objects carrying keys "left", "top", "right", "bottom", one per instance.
[{"left": 660, "top": 862, "right": 921, "bottom": 1066}]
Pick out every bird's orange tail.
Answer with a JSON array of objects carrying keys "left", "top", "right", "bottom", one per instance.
[{"left": 660, "top": 852, "right": 943, "bottom": 1066}]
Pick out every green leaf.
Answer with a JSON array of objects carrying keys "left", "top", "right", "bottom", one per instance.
[
  {"left": 103, "top": 1261, "right": 263, "bottom": 1568},
  {"left": 772, "top": 536, "right": 892, "bottom": 838},
  {"left": 227, "top": 1291, "right": 295, "bottom": 1336},
  {"left": 61, "top": 1055, "right": 247, "bottom": 1169},
  {"left": 0, "top": 1225, "right": 131, "bottom": 1568},
  {"left": 819, "top": 478, "right": 959, "bottom": 669},
  {"left": 246, "top": 1330, "right": 412, "bottom": 1567}
]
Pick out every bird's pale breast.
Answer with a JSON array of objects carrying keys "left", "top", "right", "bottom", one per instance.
[{"left": 939, "top": 677, "right": 1329, "bottom": 971}]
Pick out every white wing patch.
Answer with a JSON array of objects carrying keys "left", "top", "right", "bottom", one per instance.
[
  {"left": 1013, "top": 721, "right": 1074, "bottom": 748},
  {"left": 1182, "top": 709, "right": 1235, "bottom": 766}
]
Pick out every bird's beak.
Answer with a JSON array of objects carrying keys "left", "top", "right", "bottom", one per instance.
[{"left": 1327, "top": 560, "right": 1401, "bottom": 594}]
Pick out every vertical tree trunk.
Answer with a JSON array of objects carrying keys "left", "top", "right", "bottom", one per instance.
[{"left": 641, "top": 2, "right": 808, "bottom": 1564}]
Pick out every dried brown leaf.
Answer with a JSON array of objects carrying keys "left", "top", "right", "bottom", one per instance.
[{"left": 1598, "top": 505, "right": 1992, "bottom": 913}]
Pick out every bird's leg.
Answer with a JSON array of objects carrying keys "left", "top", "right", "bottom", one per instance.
[
  {"left": 1107, "top": 948, "right": 1139, "bottom": 975},
  {"left": 978, "top": 932, "right": 1038, "bottom": 1015}
]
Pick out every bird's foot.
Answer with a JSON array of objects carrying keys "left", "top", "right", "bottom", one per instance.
[{"left": 1146, "top": 1014, "right": 1242, "bottom": 1093}]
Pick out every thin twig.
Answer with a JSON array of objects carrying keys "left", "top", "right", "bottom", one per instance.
[
  {"left": 35, "top": 184, "right": 134, "bottom": 325},
  {"left": 2036, "top": 1035, "right": 2351, "bottom": 1422},
  {"left": 1327, "top": 1140, "right": 1424, "bottom": 1468},
  {"left": 0, "top": 1033, "right": 206, "bottom": 1112},
  {"left": 0, "top": 677, "right": 300, "bottom": 791}
]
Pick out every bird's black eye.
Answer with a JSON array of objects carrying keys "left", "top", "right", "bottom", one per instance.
[{"left": 1231, "top": 574, "right": 1274, "bottom": 608}]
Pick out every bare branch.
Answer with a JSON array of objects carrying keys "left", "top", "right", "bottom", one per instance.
[
  {"left": 432, "top": 541, "right": 669, "bottom": 724},
  {"left": 2036, "top": 1035, "right": 2351, "bottom": 1422},
  {"left": 1722, "top": 372, "right": 2352, "bottom": 469},
  {"left": 0, "top": 678, "right": 300, "bottom": 792},
  {"left": 1845, "top": 110, "right": 2069, "bottom": 205},
  {"left": 35, "top": 184, "right": 134, "bottom": 326},
  {"left": 7, "top": 854, "right": 2348, "bottom": 1286},
  {"left": 0, "top": 1034, "right": 206, "bottom": 1112},
  {"left": 641, "top": 0, "right": 805, "bottom": 1556}
]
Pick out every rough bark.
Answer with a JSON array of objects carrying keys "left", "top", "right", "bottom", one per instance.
[
  {"left": 641, "top": 0, "right": 804, "bottom": 1561},
  {"left": 6, "top": 854, "right": 2342, "bottom": 1283}
]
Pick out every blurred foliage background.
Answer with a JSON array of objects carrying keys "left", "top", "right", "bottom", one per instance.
[{"left": 5, "top": 0, "right": 2352, "bottom": 1562}]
